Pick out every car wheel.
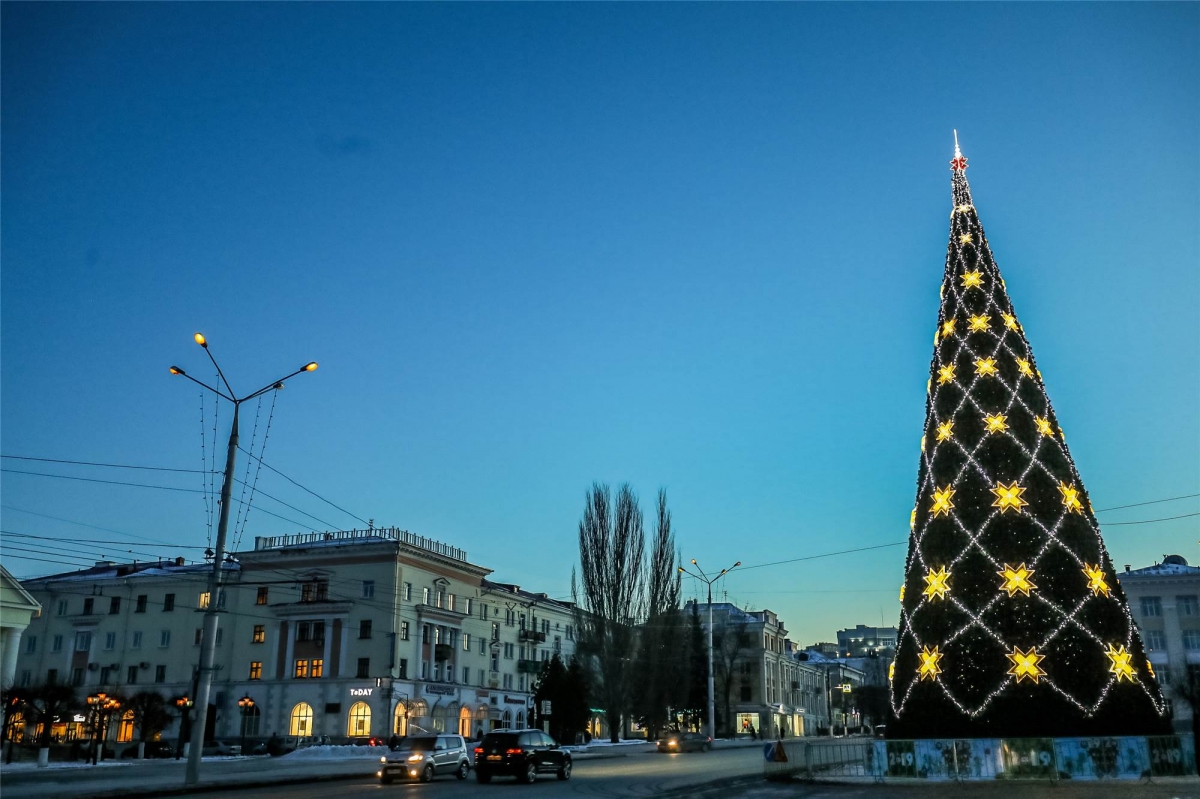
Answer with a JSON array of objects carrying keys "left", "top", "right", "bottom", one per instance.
[
  {"left": 475, "top": 770, "right": 492, "bottom": 783},
  {"left": 421, "top": 764, "right": 435, "bottom": 783},
  {"left": 456, "top": 761, "right": 469, "bottom": 780},
  {"left": 524, "top": 762, "right": 538, "bottom": 783},
  {"left": 380, "top": 774, "right": 393, "bottom": 785},
  {"left": 557, "top": 761, "right": 572, "bottom": 781}
]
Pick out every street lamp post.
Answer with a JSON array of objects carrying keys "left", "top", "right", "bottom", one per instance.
[
  {"left": 170, "top": 333, "right": 318, "bottom": 787},
  {"left": 237, "top": 695, "right": 255, "bottom": 755},
  {"left": 678, "top": 558, "right": 740, "bottom": 742}
]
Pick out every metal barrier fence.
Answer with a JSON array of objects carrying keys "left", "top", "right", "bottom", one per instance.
[{"left": 763, "top": 735, "right": 1196, "bottom": 781}]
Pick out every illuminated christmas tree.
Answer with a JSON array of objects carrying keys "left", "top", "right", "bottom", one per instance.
[{"left": 888, "top": 136, "right": 1170, "bottom": 739}]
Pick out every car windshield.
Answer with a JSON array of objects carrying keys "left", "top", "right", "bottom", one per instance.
[
  {"left": 483, "top": 734, "right": 518, "bottom": 747},
  {"left": 397, "top": 738, "right": 436, "bottom": 751}
]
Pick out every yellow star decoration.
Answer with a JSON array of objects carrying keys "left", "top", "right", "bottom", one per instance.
[
  {"left": 984, "top": 413, "right": 1008, "bottom": 434},
  {"left": 920, "top": 435, "right": 926, "bottom": 453},
  {"left": 1001, "top": 313, "right": 1020, "bottom": 331},
  {"left": 909, "top": 508, "right": 917, "bottom": 532},
  {"left": 1006, "top": 646, "right": 1046, "bottom": 684},
  {"left": 968, "top": 314, "right": 990, "bottom": 332},
  {"left": 936, "top": 421, "right": 954, "bottom": 443},
  {"left": 1058, "top": 481, "right": 1084, "bottom": 514},
  {"left": 922, "top": 566, "right": 952, "bottom": 601},
  {"left": 941, "top": 318, "right": 957, "bottom": 338},
  {"left": 959, "top": 233, "right": 974, "bottom": 245},
  {"left": 960, "top": 270, "right": 983, "bottom": 290},
  {"left": 1105, "top": 645, "right": 1137, "bottom": 683},
  {"left": 998, "top": 563, "right": 1037, "bottom": 596},
  {"left": 1016, "top": 358, "right": 1035, "bottom": 378},
  {"left": 889, "top": 662, "right": 895, "bottom": 682},
  {"left": 918, "top": 645, "right": 944, "bottom": 681},
  {"left": 991, "top": 481, "right": 1028, "bottom": 514},
  {"left": 1082, "top": 564, "right": 1111, "bottom": 597},
  {"left": 955, "top": 204, "right": 973, "bottom": 215},
  {"left": 1034, "top": 416, "right": 1055, "bottom": 437},
  {"left": 937, "top": 364, "right": 957, "bottom": 385},
  {"left": 1146, "top": 660, "right": 1156, "bottom": 679},
  {"left": 930, "top": 486, "right": 956, "bottom": 517},
  {"left": 974, "top": 358, "right": 998, "bottom": 377},
  {"left": 899, "top": 584, "right": 906, "bottom": 601}
]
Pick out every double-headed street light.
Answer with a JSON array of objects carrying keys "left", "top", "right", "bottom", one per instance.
[
  {"left": 86, "top": 693, "right": 120, "bottom": 765},
  {"left": 678, "top": 558, "right": 741, "bottom": 742},
  {"left": 237, "top": 695, "right": 255, "bottom": 755},
  {"left": 170, "top": 333, "right": 317, "bottom": 787}
]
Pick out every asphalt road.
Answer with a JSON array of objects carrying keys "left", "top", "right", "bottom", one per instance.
[{"left": 193, "top": 747, "right": 765, "bottom": 798}]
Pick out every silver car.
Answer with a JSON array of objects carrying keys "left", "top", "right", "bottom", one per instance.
[{"left": 379, "top": 734, "right": 470, "bottom": 783}]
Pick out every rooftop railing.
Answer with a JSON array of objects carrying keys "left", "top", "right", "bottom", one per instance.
[{"left": 253, "top": 527, "right": 467, "bottom": 562}]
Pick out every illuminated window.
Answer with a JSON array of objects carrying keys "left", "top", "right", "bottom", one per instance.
[
  {"left": 198, "top": 592, "right": 211, "bottom": 610},
  {"left": 290, "top": 703, "right": 313, "bottom": 737},
  {"left": 256, "top": 587, "right": 269, "bottom": 605},
  {"left": 347, "top": 702, "right": 371, "bottom": 737},
  {"left": 311, "top": 659, "right": 324, "bottom": 678},
  {"left": 393, "top": 703, "right": 407, "bottom": 735},
  {"left": 252, "top": 625, "right": 265, "bottom": 644},
  {"left": 117, "top": 711, "right": 135, "bottom": 743},
  {"left": 294, "top": 660, "right": 310, "bottom": 679},
  {"left": 249, "top": 661, "right": 262, "bottom": 680}
]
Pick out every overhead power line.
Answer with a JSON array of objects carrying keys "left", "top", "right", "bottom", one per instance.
[
  {"left": 1, "top": 454, "right": 213, "bottom": 474},
  {"left": 1092, "top": 494, "right": 1199, "bottom": 513},
  {"left": 237, "top": 446, "right": 370, "bottom": 526}
]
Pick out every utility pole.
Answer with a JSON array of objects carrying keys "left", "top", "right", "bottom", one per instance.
[
  {"left": 170, "top": 333, "right": 317, "bottom": 787},
  {"left": 679, "top": 558, "right": 740, "bottom": 741}
]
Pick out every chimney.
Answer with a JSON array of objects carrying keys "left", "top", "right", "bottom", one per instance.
[
  {"left": 175, "top": 557, "right": 186, "bottom": 567},
  {"left": 1125, "top": 564, "right": 1131, "bottom": 573}
]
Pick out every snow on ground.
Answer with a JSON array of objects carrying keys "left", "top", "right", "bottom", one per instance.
[
  {"left": 0, "top": 760, "right": 134, "bottom": 772},
  {"left": 282, "top": 744, "right": 388, "bottom": 760}
]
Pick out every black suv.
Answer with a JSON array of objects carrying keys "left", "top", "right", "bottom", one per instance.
[{"left": 473, "top": 729, "right": 571, "bottom": 783}]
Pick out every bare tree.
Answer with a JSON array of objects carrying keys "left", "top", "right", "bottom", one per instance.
[
  {"left": 572, "top": 483, "right": 646, "bottom": 742},
  {"left": 712, "top": 616, "right": 752, "bottom": 737},
  {"left": 125, "top": 691, "right": 175, "bottom": 756},
  {"left": 632, "top": 490, "right": 683, "bottom": 739}
]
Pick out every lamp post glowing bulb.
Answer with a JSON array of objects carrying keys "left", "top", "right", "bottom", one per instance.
[
  {"left": 304, "top": 362, "right": 318, "bottom": 372},
  {"left": 169, "top": 366, "right": 184, "bottom": 375},
  {"left": 194, "top": 333, "right": 207, "bottom": 347}
]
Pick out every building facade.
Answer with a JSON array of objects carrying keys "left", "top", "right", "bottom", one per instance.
[
  {"left": 1118, "top": 554, "right": 1200, "bottom": 735},
  {"left": 12, "top": 527, "right": 577, "bottom": 749},
  {"left": 835, "top": 625, "right": 897, "bottom": 658}
]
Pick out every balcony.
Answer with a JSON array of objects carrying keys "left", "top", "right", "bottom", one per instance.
[
  {"left": 517, "top": 659, "right": 542, "bottom": 675},
  {"left": 518, "top": 630, "right": 546, "bottom": 643},
  {"left": 434, "top": 644, "right": 453, "bottom": 662}
]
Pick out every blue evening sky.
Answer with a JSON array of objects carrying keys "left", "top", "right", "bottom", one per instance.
[{"left": 2, "top": 3, "right": 1197, "bottom": 644}]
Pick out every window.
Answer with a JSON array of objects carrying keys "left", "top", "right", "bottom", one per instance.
[
  {"left": 57, "top": 599, "right": 68, "bottom": 616},
  {"left": 398, "top": 659, "right": 408, "bottom": 679},
  {"left": 503, "top": 643, "right": 514, "bottom": 659},
  {"left": 464, "top": 598, "right": 472, "bottom": 616},
  {"left": 554, "top": 636, "right": 561, "bottom": 653},
  {"left": 256, "top": 586, "right": 269, "bottom": 605},
  {"left": 290, "top": 703, "right": 313, "bottom": 737},
  {"left": 403, "top": 583, "right": 412, "bottom": 601},
  {"left": 566, "top": 625, "right": 574, "bottom": 641},
  {"left": 300, "top": 580, "right": 328, "bottom": 603},
  {"left": 436, "top": 590, "right": 444, "bottom": 609},
  {"left": 160, "top": 630, "right": 171, "bottom": 648},
  {"left": 24, "top": 636, "right": 36, "bottom": 654},
  {"left": 163, "top": 594, "right": 175, "bottom": 612},
  {"left": 1145, "top": 630, "right": 1167, "bottom": 650},
  {"left": 421, "top": 661, "right": 429, "bottom": 679},
  {"left": 1184, "top": 631, "right": 1200, "bottom": 651},
  {"left": 1142, "top": 597, "right": 1163, "bottom": 617},
  {"left": 47, "top": 668, "right": 59, "bottom": 685},
  {"left": 542, "top": 619, "right": 550, "bottom": 636},
  {"left": 131, "top": 632, "right": 142, "bottom": 649},
  {"left": 127, "top": 666, "right": 138, "bottom": 684},
  {"left": 462, "top": 633, "right": 471, "bottom": 651},
  {"left": 109, "top": 597, "right": 121, "bottom": 615},
  {"left": 247, "top": 625, "right": 263, "bottom": 643},
  {"left": 294, "top": 660, "right": 310, "bottom": 679},
  {"left": 1180, "top": 596, "right": 1199, "bottom": 617},
  {"left": 52, "top": 634, "right": 63, "bottom": 653},
  {"left": 249, "top": 661, "right": 262, "bottom": 680},
  {"left": 347, "top": 702, "right": 371, "bottom": 737},
  {"left": 400, "top": 621, "right": 409, "bottom": 641},
  {"left": 194, "top": 629, "right": 203, "bottom": 646},
  {"left": 71, "top": 668, "right": 84, "bottom": 687},
  {"left": 362, "top": 581, "right": 375, "bottom": 599},
  {"left": 491, "top": 623, "right": 499, "bottom": 641},
  {"left": 155, "top": 665, "right": 166, "bottom": 684},
  {"left": 463, "top": 666, "right": 470, "bottom": 683},
  {"left": 100, "top": 666, "right": 113, "bottom": 684},
  {"left": 117, "top": 711, "right": 134, "bottom": 743},
  {"left": 422, "top": 625, "right": 431, "bottom": 645},
  {"left": 359, "top": 619, "right": 372, "bottom": 639},
  {"left": 83, "top": 598, "right": 94, "bottom": 615},
  {"left": 312, "top": 659, "right": 324, "bottom": 678},
  {"left": 199, "top": 592, "right": 211, "bottom": 610},
  {"left": 104, "top": 632, "right": 116, "bottom": 650},
  {"left": 19, "top": 671, "right": 30, "bottom": 687},
  {"left": 503, "top": 674, "right": 513, "bottom": 690},
  {"left": 422, "top": 587, "right": 430, "bottom": 605},
  {"left": 447, "top": 594, "right": 455, "bottom": 612},
  {"left": 356, "top": 658, "right": 370, "bottom": 679},
  {"left": 490, "top": 652, "right": 499, "bottom": 672}
]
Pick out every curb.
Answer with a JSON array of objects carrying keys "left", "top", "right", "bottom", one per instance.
[{"left": 78, "top": 768, "right": 376, "bottom": 799}]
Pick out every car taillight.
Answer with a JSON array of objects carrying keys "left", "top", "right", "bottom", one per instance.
[
  {"left": 474, "top": 747, "right": 483, "bottom": 755},
  {"left": 505, "top": 748, "right": 523, "bottom": 755}
]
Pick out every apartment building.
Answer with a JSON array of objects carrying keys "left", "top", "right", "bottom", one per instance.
[
  {"left": 13, "top": 527, "right": 577, "bottom": 747},
  {"left": 1118, "top": 554, "right": 1200, "bottom": 734},
  {"left": 835, "top": 625, "right": 897, "bottom": 658}
]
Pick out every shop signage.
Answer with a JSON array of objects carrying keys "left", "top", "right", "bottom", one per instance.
[
  {"left": 503, "top": 695, "right": 526, "bottom": 706},
  {"left": 424, "top": 684, "right": 456, "bottom": 696},
  {"left": 475, "top": 690, "right": 491, "bottom": 700},
  {"left": 349, "top": 688, "right": 374, "bottom": 697}
]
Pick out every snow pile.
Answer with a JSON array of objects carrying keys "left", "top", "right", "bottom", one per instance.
[
  {"left": 283, "top": 744, "right": 386, "bottom": 760},
  {"left": 0, "top": 760, "right": 134, "bottom": 771}
]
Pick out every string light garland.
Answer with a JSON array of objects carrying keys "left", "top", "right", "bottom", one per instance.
[{"left": 889, "top": 134, "right": 1168, "bottom": 739}]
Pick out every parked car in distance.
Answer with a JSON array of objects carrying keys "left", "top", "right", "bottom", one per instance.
[
  {"left": 119, "top": 740, "right": 176, "bottom": 759},
  {"left": 379, "top": 734, "right": 470, "bottom": 783},
  {"left": 201, "top": 740, "right": 243, "bottom": 757},
  {"left": 473, "top": 729, "right": 571, "bottom": 784},
  {"left": 657, "top": 732, "right": 712, "bottom": 753}
]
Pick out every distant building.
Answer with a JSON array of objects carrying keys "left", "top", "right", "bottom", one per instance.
[
  {"left": 807, "top": 642, "right": 839, "bottom": 658},
  {"left": 1118, "top": 554, "right": 1200, "bottom": 735},
  {"left": 835, "top": 624, "right": 897, "bottom": 657}
]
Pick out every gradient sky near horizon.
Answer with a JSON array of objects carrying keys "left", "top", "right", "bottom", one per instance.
[{"left": 2, "top": 3, "right": 1197, "bottom": 645}]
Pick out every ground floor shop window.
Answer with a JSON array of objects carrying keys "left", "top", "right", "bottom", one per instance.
[
  {"left": 5, "top": 713, "right": 25, "bottom": 742},
  {"left": 394, "top": 703, "right": 407, "bottom": 736},
  {"left": 736, "top": 713, "right": 760, "bottom": 737},
  {"left": 117, "top": 711, "right": 135, "bottom": 743},
  {"left": 347, "top": 702, "right": 371, "bottom": 737},
  {"left": 290, "top": 702, "right": 313, "bottom": 736},
  {"left": 458, "top": 706, "right": 471, "bottom": 737}
]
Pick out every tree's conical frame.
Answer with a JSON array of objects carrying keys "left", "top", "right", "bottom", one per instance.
[{"left": 888, "top": 137, "right": 1170, "bottom": 739}]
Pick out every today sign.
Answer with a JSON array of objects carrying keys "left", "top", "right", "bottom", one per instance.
[{"left": 349, "top": 688, "right": 374, "bottom": 697}]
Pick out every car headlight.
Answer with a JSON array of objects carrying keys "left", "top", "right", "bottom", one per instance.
[
  {"left": 380, "top": 756, "right": 387, "bottom": 763},
  {"left": 407, "top": 753, "right": 424, "bottom": 762},
  {"left": 668, "top": 740, "right": 678, "bottom": 746}
]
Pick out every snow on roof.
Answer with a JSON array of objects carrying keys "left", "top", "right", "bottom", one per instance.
[
  {"left": 23, "top": 561, "right": 234, "bottom": 584},
  {"left": 1123, "top": 560, "right": 1200, "bottom": 578}
]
